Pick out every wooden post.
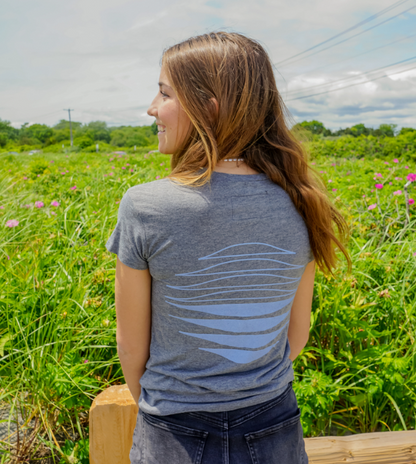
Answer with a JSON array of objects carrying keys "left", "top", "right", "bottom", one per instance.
[
  {"left": 89, "top": 384, "right": 416, "bottom": 464},
  {"left": 89, "top": 385, "right": 138, "bottom": 464}
]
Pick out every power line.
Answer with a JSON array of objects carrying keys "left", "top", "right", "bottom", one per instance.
[
  {"left": 285, "top": 54, "right": 416, "bottom": 97},
  {"left": 278, "top": 3, "right": 416, "bottom": 69},
  {"left": 20, "top": 110, "right": 63, "bottom": 123},
  {"left": 293, "top": 31, "right": 416, "bottom": 76},
  {"left": 274, "top": 0, "right": 413, "bottom": 67},
  {"left": 285, "top": 62, "right": 416, "bottom": 101}
]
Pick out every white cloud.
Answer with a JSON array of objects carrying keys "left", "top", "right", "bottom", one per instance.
[
  {"left": 388, "top": 67, "right": 416, "bottom": 81},
  {"left": 1, "top": 0, "right": 415, "bottom": 129}
]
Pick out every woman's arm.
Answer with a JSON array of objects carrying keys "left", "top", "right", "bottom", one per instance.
[
  {"left": 115, "top": 257, "right": 152, "bottom": 405},
  {"left": 287, "top": 260, "right": 316, "bottom": 362}
]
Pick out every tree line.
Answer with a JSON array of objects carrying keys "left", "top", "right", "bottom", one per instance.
[
  {"left": 0, "top": 119, "right": 159, "bottom": 151},
  {"left": 294, "top": 120, "right": 415, "bottom": 138},
  {"left": 1, "top": 117, "right": 415, "bottom": 152}
]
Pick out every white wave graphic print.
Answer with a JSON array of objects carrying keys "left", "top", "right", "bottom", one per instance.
[{"left": 165, "top": 243, "right": 304, "bottom": 364}]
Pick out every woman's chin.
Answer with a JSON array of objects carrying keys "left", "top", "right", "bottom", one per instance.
[{"left": 158, "top": 144, "right": 172, "bottom": 155}]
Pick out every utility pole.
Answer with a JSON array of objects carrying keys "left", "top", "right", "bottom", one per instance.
[{"left": 63, "top": 109, "right": 74, "bottom": 146}]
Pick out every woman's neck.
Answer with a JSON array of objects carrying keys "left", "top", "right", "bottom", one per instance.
[{"left": 213, "top": 159, "right": 260, "bottom": 175}]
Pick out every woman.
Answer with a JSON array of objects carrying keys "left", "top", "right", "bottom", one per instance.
[{"left": 106, "top": 31, "right": 351, "bottom": 464}]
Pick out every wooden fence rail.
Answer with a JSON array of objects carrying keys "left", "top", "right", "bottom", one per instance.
[{"left": 89, "top": 385, "right": 416, "bottom": 464}]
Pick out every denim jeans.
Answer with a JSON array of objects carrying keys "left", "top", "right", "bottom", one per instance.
[{"left": 129, "top": 381, "right": 308, "bottom": 464}]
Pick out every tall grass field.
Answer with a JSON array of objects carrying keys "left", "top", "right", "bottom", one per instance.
[{"left": 0, "top": 143, "right": 415, "bottom": 463}]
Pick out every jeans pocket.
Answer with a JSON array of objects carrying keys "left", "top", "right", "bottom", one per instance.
[
  {"left": 137, "top": 410, "right": 209, "bottom": 464},
  {"left": 244, "top": 408, "right": 307, "bottom": 464}
]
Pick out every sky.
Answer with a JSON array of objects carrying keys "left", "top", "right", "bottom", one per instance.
[{"left": 1, "top": 0, "right": 415, "bottom": 131}]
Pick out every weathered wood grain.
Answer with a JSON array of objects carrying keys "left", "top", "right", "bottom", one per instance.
[
  {"left": 305, "top": 431, "right": 416, "bottom": 463},
  {"left": 89, "top": 385, "right": 138, "bottom": 464}
]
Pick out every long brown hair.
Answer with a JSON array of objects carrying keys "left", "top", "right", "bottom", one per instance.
[{"left": 161, "top": 31, "right": 351, "bottom": 277}]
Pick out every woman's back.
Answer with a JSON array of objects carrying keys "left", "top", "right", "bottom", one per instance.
[
  {"left": 106, "top": 29, "right": 351, "bottom": 463},
  {"left": 106, "top": 169, "right": 314, "bottom": 416}
]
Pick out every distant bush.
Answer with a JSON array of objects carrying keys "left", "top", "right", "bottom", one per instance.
[{"left": 305, "top": 131, "right": 416, "bottom": 162}]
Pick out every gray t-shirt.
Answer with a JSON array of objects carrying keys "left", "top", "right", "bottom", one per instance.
[{"left": 105, "top": 169, "right": 314, "bottom": 416}]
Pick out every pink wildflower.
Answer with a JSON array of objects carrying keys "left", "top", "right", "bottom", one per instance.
[
  {"left": 375, "top": 173, "right": 383, "bottom": 178},
  {"left": 0, "top": 206, "right": 4, "bottom": 209},
  {"left": 389, "top": 182, "right": 392, "bottom": 185},
  {"left": 409, "top": 199, "right": 415, "bottom": 205},
  {"left": 405, "top": 166, "right": 409, "bottom": 169},
  {"left": 384, "top": 161, "right": 389, "bottom": 164},
  {"left": 51, "top": 211, "right": 56, "bottom": 215},
  {"left": 393, "top": 190, "right": 402, "bottom": 195},
  {"left": 122, "top": 167, "right": 126, "bottom": 170},
  {"left": 130, "top": 169, "right": 134, "bottom": 173},
  {"left": 156, "top": 175, "right": 160, "bottom": 179},
  {"left": 328, "top": 179, "right": 333, "bottom": 183},
  {"left": 332, "top": 188, "right": 337, "bottom": 191},
  {"left": 23, "top": 176, "right": 28, "bottom": 180},
  {"left": 70, "top": 186, "right": 77, "bottom": 190},
  {"left": 375, "top": 184, "right": 383, "bottom": 189},
  {"left": 35, "top": 201, "right": 44, "bottom": 208},
  {"left": 311, "top": 162, "right": 316, "bottom": 165},
  {"left": 109, "top": 172, "right": 114, "bottom": 176},
  {"left": 406, "top": 173, "right": 416, "bottom": 182},
  {"left": 51, "top": 201, "right": 60, "bottom": 207},
  {"left": 393, "top": 159, "right": 399, "bottom": 163},
  {"left": 368, "top": 204, "right": 377, "bottom": 211},
  {"left": 61, "top": 172, "right": 65, "bottom": 175},
  {"left": 6, "top": 219, "right": 19, "bottom": 227},
  {"left": 395, "top": 177, "right": 402, "bottom": 180}
]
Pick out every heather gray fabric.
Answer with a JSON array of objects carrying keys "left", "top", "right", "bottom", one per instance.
[{"left": 105, "top": 169, "right": 314, "bottom": 416}]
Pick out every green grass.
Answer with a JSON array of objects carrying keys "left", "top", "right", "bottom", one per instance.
[{"left": 0, "top": 147, "right": 415, "bottom": 462}]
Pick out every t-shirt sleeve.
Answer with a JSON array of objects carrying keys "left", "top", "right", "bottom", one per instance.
[{"left": 105, "top": 190, "right": 149, "bottom": 270}]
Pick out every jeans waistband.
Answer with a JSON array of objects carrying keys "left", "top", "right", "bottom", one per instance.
[{"left": 186, "top": 381, "right": 293, "bottom": 429}]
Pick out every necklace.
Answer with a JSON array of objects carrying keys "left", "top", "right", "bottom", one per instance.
[{"left": 223, "top": 158, "right": 244, "bottom": 162}]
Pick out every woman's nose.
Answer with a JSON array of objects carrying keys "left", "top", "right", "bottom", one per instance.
[{"left": 147, "top": 99, "right": 157, "bottom": 118}]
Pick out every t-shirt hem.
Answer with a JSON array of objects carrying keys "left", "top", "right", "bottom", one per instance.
[{"left": 138, "top": 380, "right": 293, "bottom": 416}]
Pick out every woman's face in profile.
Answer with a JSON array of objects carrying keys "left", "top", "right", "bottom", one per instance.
[{"left": 147, "top": 65, "right": 192, "bottom": 154}]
